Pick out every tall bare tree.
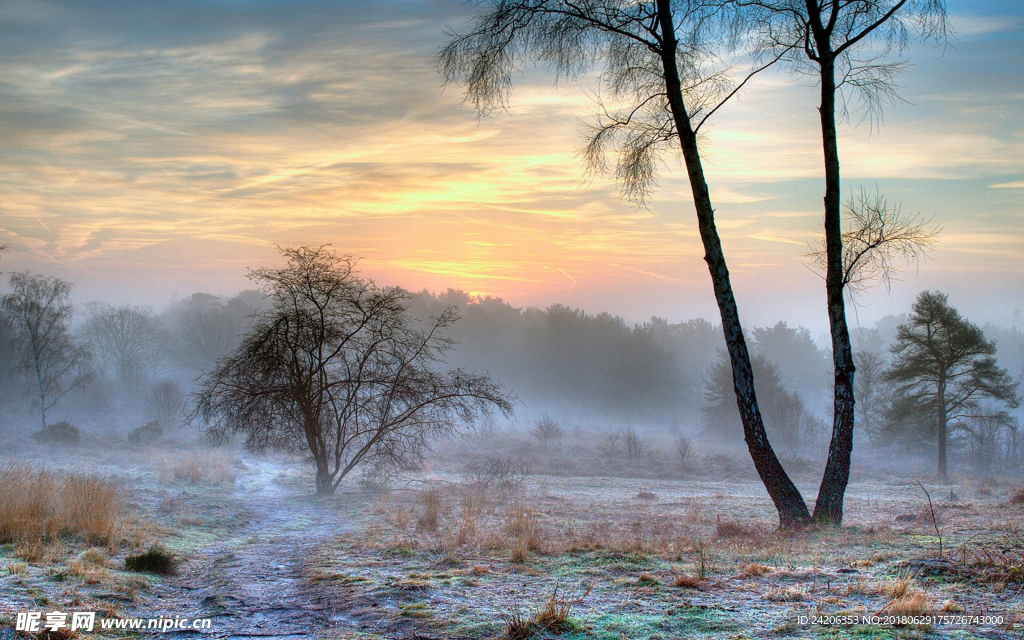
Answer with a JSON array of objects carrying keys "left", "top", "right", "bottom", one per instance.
[
  {"left": 83, "top": 304, "right": 167, "bottom": 394},
  {"left": 193, "top": 247, "right": 512, "bottom": 495},
  {"left": 3, "top": 272, "right": 91, "bottom": 428},
  {"left": 440, "top": 0, "right": 811, "bottom": 526},
  {"left": 739, "top": 0, "right": 948, "bottom": 523}
]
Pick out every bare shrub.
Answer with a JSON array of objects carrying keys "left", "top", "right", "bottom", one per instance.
[
  {"left": 502, "top": 586, "right": 589, "bottom": 639},
  {"left": 674, "top": 435, "right": 693, "bottom": 471},
  {"left": 530, "top": 416, "right": 563, "bottom": 443},
  {"left": 463, "top": 456, "right": 528, "bottom": 495},
  {"left": 534, "top": 586, "right": 586, "bottom": 634},
  {"left": 597, "top": 431, "right": 620, "bottom": 459}
]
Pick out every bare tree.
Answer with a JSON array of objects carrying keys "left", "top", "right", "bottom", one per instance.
[
  {"left": 441, "top": 0, "right": 811, "bottom": 526},
  {"left": 83, "top": 304, "right": 167, "bottom": 393},
  {"left": 623, "top": 426, "right": 649, "bottom": 466},
  {"left": 2, "top": 272, "right": 91, "bottom": 428},
  {"left": 146, "top": 379, "right": 185, "bottom": 429},
  {"left": 739, "top": 0, "right": 949, "bottom": 524},
  {"left": 193, "top": 247, "right": 513, "bottom": 495},
  {"left": 852, "top": 349, "right": 887, "bottom": 444},
  {"left": 530, "top": 416, "right": 564, "bottom": 443}
]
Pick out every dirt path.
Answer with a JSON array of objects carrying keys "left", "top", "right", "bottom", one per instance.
[{"left": 153, "top": 456, "right": 365, "bottom": 639}]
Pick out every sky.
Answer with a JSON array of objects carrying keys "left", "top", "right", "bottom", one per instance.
[{"left": 0, "top": 0, "right": 1022, "bottom": 335}]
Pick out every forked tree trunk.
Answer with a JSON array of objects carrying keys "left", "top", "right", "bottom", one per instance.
[
  {"left": 656, "top": 0, "right": 810, "bottom": 528},
  {"left": 812, "top": 54, "right": 858, "bottom": 526}
]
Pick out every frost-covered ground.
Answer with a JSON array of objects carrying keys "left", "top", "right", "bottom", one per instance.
[{"left": 1, "top": 446, "right": 1022, "bottom": 639}]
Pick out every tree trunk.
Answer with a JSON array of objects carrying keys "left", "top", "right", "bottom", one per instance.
[
  {"left": 812, "top": 54, "right": 857, "bottom": 526},
  {"left": 937, "top": 378, "right": 947, "bottom": 479},
  {"left": 656, "top": 0, "right": 810, "bottom": 528}
]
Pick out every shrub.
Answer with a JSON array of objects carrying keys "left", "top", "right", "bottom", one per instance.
[
  {"left": 31, "top": 421, "right": 80, "bottom": 445},
  {"left": 127, "top": 421, "right": 163, "bottom": 447},
  {"left": 530, "top": 417, "right": 563, "bottom": 443},
  {"left": 125, "top": 545, "right": 177, "bottom": 575}
]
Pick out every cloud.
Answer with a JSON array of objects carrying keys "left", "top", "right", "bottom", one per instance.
[{"left": 0, "top": 0, "right": 1020, "bottom": 329}]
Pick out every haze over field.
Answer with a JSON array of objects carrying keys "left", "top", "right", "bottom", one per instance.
[{"left": 0, "top": 0, "right": 1022, "bottom": 332}]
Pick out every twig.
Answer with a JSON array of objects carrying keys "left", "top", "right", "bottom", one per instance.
[{"left": 913, "top": 479, "right": 943, "bottom": 558}]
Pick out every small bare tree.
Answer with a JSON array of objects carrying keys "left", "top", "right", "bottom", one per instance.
[
  {"left": 193, "top": 247, "right": 513, "bottom": 495},
  {"left": 623, "top": 427, "right": 649, "bottom": 466},
  {"left": 808, "top": 189, "right": 939, "bottom": 299},
  {"left": 3, "top": 272, "right": 91, "bottom": 428},
  {"left": 597, "top": 430, "right": 621, "bottom": 460},
  {"left": 530, "top": 416, "right": 564, "bottom": 443},
  {"left": 675, "top": 435, "right": 693, "bottom": 470}
]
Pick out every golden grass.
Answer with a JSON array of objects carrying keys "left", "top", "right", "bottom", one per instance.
[
  {"left": 879, "top": 591, "right": 931, "bottom": 616},
  {"left": 0, "top": 463, "right": 121, "bottom": 547},
  {"left": 671, "top": 574, "right": 706, "bottom": 589},
  {"left": 765, "top": 586, "right": 807, "bottom": 602},
  {"left": 416, "top": 488, "right": 443, "bottom": 533},
  {"left": 155, "top": 449, "right": 236, "bottom": 484},
  {"left": 739, "top": 562, "right": 772, "bottom": 577}
]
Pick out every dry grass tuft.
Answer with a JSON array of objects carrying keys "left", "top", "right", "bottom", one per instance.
[
  {"left": 879, "top": 591, "right": 931, "bottom": 616},
  {"left": 6, "top": 561, "right": 29, "bottom": 576},
  {"left": 501, "top": 586, "right": 589, "bottom": 639},
  {"left": 884, "top": 573, "right": 915, "bottom": 600},
  {"left": 739, "top": 562, "right": 771, "bottom": 577},
  {"left": 157, "top": 449, "right": 237, "bottom": 484},
  {"left": 79, "top": 547, "right": 110, "bottom": 567},
  {"left": 0, "top": 463, "right": 121, "bottom": 548},
  {"left": 765, "top": 586, "right": 807, "bottom": 602},
  {"left": 416, "top": 488, "right": 443, "bottom": 533},
  {"left": 671, "top": 574, "right": 705, "bottom": 589},
  {"left": 715, "top": 518, "right": 764, "bottom": 542}
]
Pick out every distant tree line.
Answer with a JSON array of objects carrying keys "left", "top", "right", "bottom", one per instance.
[{"left": 0, "top": 268, "right": 1020, "bottom": 479}]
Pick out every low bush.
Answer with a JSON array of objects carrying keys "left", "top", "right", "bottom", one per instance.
[
  {"left": 127, "top": 421, "right": 163, "bottom": 447},
  {"left": 31, "top": 421, "right": 80, "bottom": 445},
  {"left": 125, "top": 545, "right": 177, "bottom": 575}
]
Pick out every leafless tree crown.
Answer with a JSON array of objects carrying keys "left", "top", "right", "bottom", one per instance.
[
  {"left": 192, "top": 246, "right": 512, "bottom": 494},
  {"left": 439, "top": 1, "right": 769, "bottom": 204}
]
